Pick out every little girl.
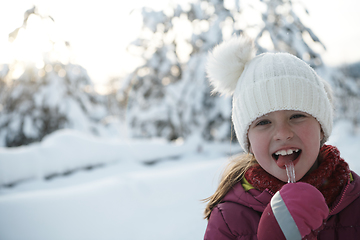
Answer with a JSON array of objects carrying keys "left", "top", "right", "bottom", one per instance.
[{"left": 203, "top": 36, "right": 360, "bottom": 240}]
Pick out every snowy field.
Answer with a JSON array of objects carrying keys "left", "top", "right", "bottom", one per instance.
[{"left": 0, "top": 120, "right": 359, "bottom": 240}]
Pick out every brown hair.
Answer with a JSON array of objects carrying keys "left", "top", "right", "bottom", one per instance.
[{"left": 203, "top": 153, "right": 258, "bottom": 219}]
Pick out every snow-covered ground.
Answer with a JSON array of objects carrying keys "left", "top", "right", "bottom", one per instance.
[{"left": 0, "top": 120, "right": 359, "bottom": 240}]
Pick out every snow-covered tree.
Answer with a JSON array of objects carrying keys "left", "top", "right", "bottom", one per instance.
[
  {"left": 125, "top": 0, "right": 242, "bottom": 142},
  {"left": 322, "top": 62, "right": 360, "bottom": 129},
  {"left": 0, "top": 7, "right": 109, "bottom": 147},
  {"left": 255, "top": 0, "right": 325, "bottom": 68},
  {"left": 0, "top": 62, "right": 109, "bottom": 147}
]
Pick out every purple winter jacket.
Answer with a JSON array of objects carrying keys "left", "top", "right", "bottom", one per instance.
[{"left": 204, "top": 171, "right": 360, "bottom": 240}]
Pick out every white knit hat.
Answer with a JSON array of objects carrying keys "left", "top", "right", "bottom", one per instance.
[{"left": 207, "top": 36, "right": 333, "bottom": 152}]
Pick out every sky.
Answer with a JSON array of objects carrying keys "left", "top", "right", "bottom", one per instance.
[{"left": 1, "top": 0, "right": 359, "bottom": 90}]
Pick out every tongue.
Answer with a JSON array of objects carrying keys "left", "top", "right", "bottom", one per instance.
[{"left": 276, "top": 153, "right": 297, "bottom": 167}]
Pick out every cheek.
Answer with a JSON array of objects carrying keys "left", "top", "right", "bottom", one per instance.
[
  {"left": 248, "top": 132, "right": 257, "bottom": 153},
  {"left": 300, "top": 124, "right": 322, "bottom": 144},
  {"left": 248, "top": 131, "right": 268, "bottom": 155}
]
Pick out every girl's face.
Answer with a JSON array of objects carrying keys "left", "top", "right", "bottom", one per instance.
[{"left": 248, "top": 110, "right": 323, "bottom": 182}]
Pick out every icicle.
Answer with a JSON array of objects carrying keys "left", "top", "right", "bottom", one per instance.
[{"left": 285, "top": 161, "right": 296, "bottom": 183}]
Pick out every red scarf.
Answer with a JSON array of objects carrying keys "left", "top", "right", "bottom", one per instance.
[{"left": 245, "top": 145, "right": 350, "bottom": 207}]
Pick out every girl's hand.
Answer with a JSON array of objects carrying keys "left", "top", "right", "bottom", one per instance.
[{"left": 257, "top": 182, "right": 329, "bottom": 240}]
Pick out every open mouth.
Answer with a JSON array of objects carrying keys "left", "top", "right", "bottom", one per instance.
[{"left": 272, "top": 149, "right": 302, "bottom": 162}]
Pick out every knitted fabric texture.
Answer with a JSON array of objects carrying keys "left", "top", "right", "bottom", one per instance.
[
  {"left": 232, "top": 52, "right": 333, "bottom": 152},
  {"left": 244, "top": 145, "right": 350, "bottom": 207}
]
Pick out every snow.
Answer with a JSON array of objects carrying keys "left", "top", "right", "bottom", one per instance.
[
  {"left": 0, "top": 158, "right": 223, "bottom": 240},
  {"left": 0, "top": 129, "right": 229, "bottom": 186},
  {"left": 327, "top": 120, "right": 360, "bottom": 171},
  {"left": 0, "top": 120, "right": 359, "bottom": 240}
]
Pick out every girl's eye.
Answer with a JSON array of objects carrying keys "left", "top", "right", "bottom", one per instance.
[
  {"left": 291, "top": 114, "right": 306, "bottom": 119},
  {"left": 256, "top": 120, "right": 271, "bottom": 126}
]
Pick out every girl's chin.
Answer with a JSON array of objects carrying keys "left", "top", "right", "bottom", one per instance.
[{"left": 272, "top": 173, "right": 290, "bottom": 183}]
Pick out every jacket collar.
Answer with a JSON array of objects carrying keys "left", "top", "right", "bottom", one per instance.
[
  {"left": 221, "top": 181, "right": 272, "bottom": 212},
  {"left": 329, "top": 171, "right": 360, "bottom": 215}
]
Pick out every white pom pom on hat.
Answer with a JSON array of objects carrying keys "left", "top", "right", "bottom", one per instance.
[
  {"left": 207, "top": 35, "right": 333, "bottom": 152},
  {"left": 206, "top": 36, "right": 256, "bottom": 96}
]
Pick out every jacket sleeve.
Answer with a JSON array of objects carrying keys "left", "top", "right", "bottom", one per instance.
[
  {"left": 257, "top": 182, "right": 329, "bottom": 240},
  {"left": 204, "top": 206, "right": 237, "bottom": 240},
  {"left": 204, "top": 202, "right": 260, "bottom": 240}
]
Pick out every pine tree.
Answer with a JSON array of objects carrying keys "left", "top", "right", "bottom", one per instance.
[
  {"left": 323, "top": 62, "right": 360, "bottom": 129},
  {"left": 255, "top": 0, "right": 326, "bottom": 68},
  {"left": 125, "top": 0, "right": 241, "bottom": 142},
  {"left": 0, "top": 7, "right": 109, "bottom": 147}
]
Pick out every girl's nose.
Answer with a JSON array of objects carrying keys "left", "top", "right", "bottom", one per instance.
[{"left": 273, "top": 123, "right": 294, "bottom": 141}]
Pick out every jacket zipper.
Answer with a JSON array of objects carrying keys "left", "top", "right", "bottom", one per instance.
[{"left": 328, "top": 178, "right": 350, "bottom": 215}]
